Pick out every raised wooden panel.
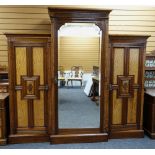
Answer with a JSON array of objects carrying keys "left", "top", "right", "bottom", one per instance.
[
  {"left": 127, "top": 90, "right": 138, "bottom": 124},
  {"left": 33, "top": 47, "right": 45, "bottom": 127},
  {"left": 33, "top": 47, "right": 44, "bottom": 84},
  {"left": 112, "top": 90, "right": 123, "bottom": 124},
  {"left": 117, "top": 75, "right": 134, "bottom": 98},
  {"left": 15, "top": 47, "right": 28, "bottom": 127},
  {"left": 15, "top": 47, "right": 27, "bottom": 85},
  {"left": 129, "top": 48, "right": 139, "bottom": 84},
  {"left": 33, "top": 92, "right": 45, "bottom": 127},
  {"left": 16, "top": 91, "right": 28, "bottom": 127},
  {"left": 113, "top": 48, "right": 124, "bottom": 84},
  {"left": 21, "top": 76, "right": 40, "bottom": 100}
]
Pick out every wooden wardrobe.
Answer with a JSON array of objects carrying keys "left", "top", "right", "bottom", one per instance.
[
  {"left": 109, "top": 35, "right": 150, "bottom": 138},
  {"left": 4, "top": 8, "right": 150, "bottom": 144},
  {"left": 5, "top": 35, "right": 150, "bottom": 144},
  {"left": 6, "top": 34, "right": 51, "bottom": 143}
]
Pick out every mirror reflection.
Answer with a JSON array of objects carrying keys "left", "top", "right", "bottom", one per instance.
[{"left": 58, "top": 23, "right": 101, "bottom": 128}]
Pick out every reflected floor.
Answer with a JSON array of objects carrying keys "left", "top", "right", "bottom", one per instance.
[{"left": 58, "top": 87, "right": 100, "bottom": 128}]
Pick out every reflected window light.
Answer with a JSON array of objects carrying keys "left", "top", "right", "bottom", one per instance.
[{"left": 58, "top": 23, "right": 101, "bottom": 37}]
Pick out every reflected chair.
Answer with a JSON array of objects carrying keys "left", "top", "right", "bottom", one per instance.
[
  {"left": 67, "top": 66, "right": 83, "bottom": 87},
  {"left": 58, "top": 66, "right": 65, "bottom": 87}
]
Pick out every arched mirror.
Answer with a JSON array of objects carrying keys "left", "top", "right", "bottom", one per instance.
[
  {"left": 58, "top": 23, "right": 102, "bottom": 128},
  {"left": 48, "top": 8, "right": 111, "bottom": 144}
]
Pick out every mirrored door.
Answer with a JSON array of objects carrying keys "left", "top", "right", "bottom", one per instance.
[{"left": 58, "top": 23, "right": 102, "bottom": 129}]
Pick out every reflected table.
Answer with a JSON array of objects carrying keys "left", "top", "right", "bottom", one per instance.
[
  {"left": 67, "top": 77, "right": 83, "bottom": 87},
  {"left": 58, "top": 77, "right": 66, "bottom": 87}
]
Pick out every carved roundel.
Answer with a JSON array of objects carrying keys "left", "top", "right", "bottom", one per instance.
[
  {"left": 21, "top": 76, "right": 40, "bottom": 100},
  {"left": 117, "top": 75, "right": 134, "bottom": 98}
]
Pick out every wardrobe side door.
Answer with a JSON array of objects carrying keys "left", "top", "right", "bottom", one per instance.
[
  {"left": 110, "top": 47, "right": 142, "bottom": 130},
  {"left": 14, "top": 45, "right": 48, "bottom": 132}
]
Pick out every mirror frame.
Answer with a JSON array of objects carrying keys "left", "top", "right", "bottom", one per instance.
[{"left": 48, "top": 7, "right": 112, "bottom": 144}]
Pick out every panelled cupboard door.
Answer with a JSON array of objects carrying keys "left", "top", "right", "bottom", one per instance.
[
  {"left": 15, "top": 46, "right": 47, "bottom": 129},
  {"left": 109, "top": 35, "right": 149, "bottom": 139},
  {"left": 110, "top": 47, "right": 140, "bottom": 126},
  {"left": 6, "top": 34, "right": 51, "bottom": 143}
]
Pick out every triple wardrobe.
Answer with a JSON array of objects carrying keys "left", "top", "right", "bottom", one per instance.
[{"left": 3, "top": 8, "right": 150, "bottom": 144}]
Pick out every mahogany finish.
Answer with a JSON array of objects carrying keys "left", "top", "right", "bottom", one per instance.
[
  {"left": 48, "top": 8, "right": 111, "bottom": 144},
  {"left": 6, "top": 34, "right": 51, "bottom": 144},
  {"left": 5, "top": 34, "right": 150, "bottom": 144},
  {"left": 51, "top": 133, "right": 108, "bottom": 144},
  {"left": 109, "top": 35, "right": 150, "bottom": 139},
  {"left": 3, "top": 8, "right": 150, "bottom": 144},
  {"left": 0, "top": 93, "right": 9, "bottom": 145},
  {"left": 143, "top": 92, "right": 155, "bottom": 138}
]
